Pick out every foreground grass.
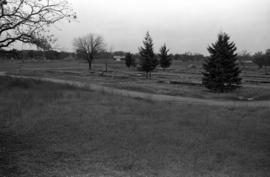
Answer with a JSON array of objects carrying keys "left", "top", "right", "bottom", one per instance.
[{"left": 0, "top": 77, "right": 269, "bottom": 177}]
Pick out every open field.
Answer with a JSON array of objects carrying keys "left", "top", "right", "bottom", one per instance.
[
  {"left": 0, "top": 77, "right": 270, "bottom": 177},
  {"left": 1, "top": 59, "right": 270, "bottom": 101}
]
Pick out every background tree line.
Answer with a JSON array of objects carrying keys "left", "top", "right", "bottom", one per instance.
[{"left": 0, "top": 49, "right": 74, "bottom": 60}]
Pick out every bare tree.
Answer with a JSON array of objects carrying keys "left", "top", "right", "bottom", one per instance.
[
  {"left": 73, "top": 34, "right": 106, "bottom": 70},
  {"left": 0, "top": 0, "right": 76, "bottom": 49}
]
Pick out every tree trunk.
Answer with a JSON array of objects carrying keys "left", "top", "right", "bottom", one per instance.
[
  {"left": 88, "top": 60, "right": 92, "bottom": 70},
  {"left": 87, "top": 56, "right": 93, "bottom": 70}
]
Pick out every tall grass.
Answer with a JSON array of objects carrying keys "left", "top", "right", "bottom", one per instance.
[{"left": 0, "top": 77, "right": 269, "bottom": 177}]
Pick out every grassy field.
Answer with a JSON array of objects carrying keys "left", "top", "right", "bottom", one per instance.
[
  {"left": 0, "top": 77, "right": 270, "bottom": 177},
  {"left": 1, "top": 59, "right": 270, "bottom": 101}
]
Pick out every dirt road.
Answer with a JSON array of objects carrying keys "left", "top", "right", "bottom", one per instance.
[{"left": 1, "top": 72, "right": 269, "bottom": 108}]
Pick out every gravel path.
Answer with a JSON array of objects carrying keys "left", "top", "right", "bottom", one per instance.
[{"left": 1, "top": 72, "right": 270, "bottom": 108}]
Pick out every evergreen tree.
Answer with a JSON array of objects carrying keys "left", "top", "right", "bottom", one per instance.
[
  {"left": 139, "top": 32, "right": 158, "bottom": 77},
  {"left": 202, "top": 33, "right": 241, "bottom": 92},
  {"left": 159, "top": 44, "right": 172, "bottom": 69},
  {"left": 125, "top": 52, "right": 134, "bottom": 69}
]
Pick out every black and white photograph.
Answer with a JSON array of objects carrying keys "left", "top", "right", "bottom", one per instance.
[{"left": 0, "top": 0, "right": 270, "bottom": 176}]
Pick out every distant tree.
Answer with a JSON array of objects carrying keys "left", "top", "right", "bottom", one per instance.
[
  {"left": 0, "top": 49, "right": 20, "bottom": 60},
  {"left": 253, "top": 52, "right": 265, "bottom": 68},
  {"left": 159, "top": 44, "right": 172, "bottom": 70},
  {"left": 44, "top": 50, "right": 61, "bottom": 60},
  {"left": 265, "top": 49, "right": 270, "bottom": 73},
  {"left": 202, "top": 33, "right": 242, "bottom": 92},
  {"left": 173, "top": 53, "right": 205, "bottom": 62},
  {"left": 0, "top": 0, "right": 76, "bottom": 49},
  {"left": 125, "top": 52, "right": 135, "bottom": 69},
  {"left": 32, "top": 36, "right": 54, "bottom": 51},
  {"left": 139, "top": 32, "right": 158, "bottom": 77},
  {"left": 73, "top": 34, "right": 106, "bottom": 70},
  {"left": 114, "top": 51, "right": 126, "bottom": 56},
  {"left": 253, "top": 50, "right": 270, "bottom": 74}
]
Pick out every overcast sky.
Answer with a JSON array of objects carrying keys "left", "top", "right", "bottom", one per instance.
[{"left": 52, "top": 0, "right": 270, "bottom": 55}]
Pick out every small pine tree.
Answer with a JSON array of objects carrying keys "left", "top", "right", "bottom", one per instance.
[
  {"left": 139, "top": 32, "right": 158, "bottom": 77},
  {"left": 159, "top": 44, "right": 172, "bottom": 69},
  {"left": 125, "top": 52, "right": 134, "bottom": 69},
  {"left": 202, "top": 33, "right": 241, "bottom": 92}
]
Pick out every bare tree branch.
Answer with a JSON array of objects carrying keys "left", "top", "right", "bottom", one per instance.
[{"left": 0, "top": 0, "right": 76, "bottom": 49}]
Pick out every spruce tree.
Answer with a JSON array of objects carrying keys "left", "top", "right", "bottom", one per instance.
[
  {"left": 202, "top": 33, "right": 241, "bottom": 92},
  {"left": 139, "top": 32, "right": 158, "bottom": 77},
  {"left": 159, "top": 44, "right": 172, "bottom": 70}
]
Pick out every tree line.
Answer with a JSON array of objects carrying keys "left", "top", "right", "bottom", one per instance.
[{"left": 0, "top": 49, "right": 74, "bottom": 60}]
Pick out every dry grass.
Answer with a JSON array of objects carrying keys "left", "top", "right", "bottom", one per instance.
[
  {"left": 3, "top": 60, "right": 270, "bottom": 101},
  {"left": 0, "top": 77, "right": 270, "bottom": 177}
]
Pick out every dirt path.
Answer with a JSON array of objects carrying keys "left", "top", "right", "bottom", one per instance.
[
  {"left": 1, "top": 72, "right": 270, "bottom": 108},
  {"left": 8, "top": 66, "right": 270, "bottom": 89}
]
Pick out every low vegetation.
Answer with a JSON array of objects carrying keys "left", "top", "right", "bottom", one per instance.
[{"left": 1, "top": 77, "right": 269, "bottom": 177}]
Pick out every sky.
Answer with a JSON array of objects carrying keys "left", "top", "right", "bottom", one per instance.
[{"left": 52, "top": 0, "right": 270, "bottom": 55}]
